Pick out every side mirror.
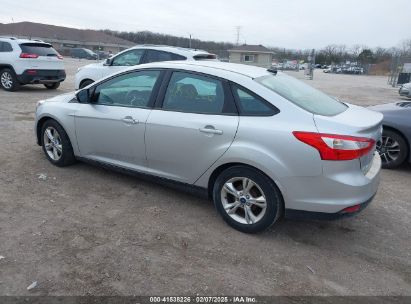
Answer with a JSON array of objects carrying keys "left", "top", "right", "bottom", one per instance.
[
  {"left": 76, "top": 89, "right": 90, "bottom": 103},
  {"left": 104, "top": 58, "right": 113, "bottom": 66}
]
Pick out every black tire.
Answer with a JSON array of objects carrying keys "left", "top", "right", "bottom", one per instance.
[
  {"left": 79, "top": 79, "right": 94, "bottom": 89},
  {"left": 213, "top": 165, "right": 283, "bottom": 233},
  {"left": 378, "top": 129, "right": 408, "bottom": 169},
  {"left": 44, "top": 82, "right": 60, "bottom": 90},
  {"left": 40, "top": 119, "right": 76, "bottom": 167},
  {"left": 0, "top": 68, "right": 20, "bottom": 91}
]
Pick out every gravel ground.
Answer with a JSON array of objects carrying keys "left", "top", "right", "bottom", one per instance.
[{"left": 0, "top": 59, "right": 410, "bottom": 296}]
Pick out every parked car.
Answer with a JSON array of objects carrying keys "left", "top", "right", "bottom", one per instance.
[
  {"left": 75, "top": 45, "right": 217, "bottom": 89},
  {"left": 70, "top": 48, "right": 98, "bottom": 60},
  {"left": 398, "top": 82, "right": 411, "bottom": 98},
  {"left": 95, "top": 50, "right": 110, "bottom": 60},
  {"left": 36, "top": 61, "right": 382, "bottom": 233},
  {"left": 0, "top": 37, "right": 65, "bottom": 91},
  {"left": 369, "top": 101, "right": 411, "bottom": 168}
]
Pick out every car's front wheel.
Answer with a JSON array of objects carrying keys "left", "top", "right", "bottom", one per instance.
[
  {"left": 0, "top": 68, "right": 20, "bottom": 91},
  {"left": 377, "top": 129, "right": 408, "bottom": 169},
  {"left": 41, "top": 120, "right": 76, "bottom": 167},
  {"left": 44, "top": 83, "right": 60, "bottom": 90},
  {"left": 213, "top": 166, "right": 283, "bottom": 233}
]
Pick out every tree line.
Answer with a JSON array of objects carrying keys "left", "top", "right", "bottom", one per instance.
[
  {"left": 102, "top": 29, "right": 235, "bottom": 58},
  {"left": 273, "top": 40, "right": 411, "bottom": 65},
  {"left": 103, "top": 29, "right": 411, "bottom": 65}
]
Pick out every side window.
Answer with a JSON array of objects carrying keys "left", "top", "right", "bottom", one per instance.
[
  {"left": 4, "top": 43, "right": 13, "bottom": 52},
  {"left": 92, "top": 70, "right": 161, "bottom": 108},
  {"left": 112, "top": 49, "right": 144, "bottom": 66},
  {"left": 232, "top": 85, "right": 278, "bottom": 116},
  {"left": 0, "top": 42, "right": 11, "bottom": 52},
  {"left": 162, "top": 72, "right": 226, "bottom": 114},
  {"left": 145, "top": 50, "right": 186, "bottom": 63}
]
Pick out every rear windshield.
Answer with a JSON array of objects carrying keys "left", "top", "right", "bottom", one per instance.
[
  {"left": 19, "top": 43, "right": 58, "bottom": 56},
  {"left": 194, "top": 54, "right": 217, "bottom": 61},
  {"left": 255, "top": 73, "right": 347, "bottom": 116}
]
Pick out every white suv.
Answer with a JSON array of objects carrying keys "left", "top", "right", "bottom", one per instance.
[
  {"left": 75, "top": 45, "right": 217, "bottom": 89},
  {"left": 0, "top": 37, "right": 65, "bottom": 91}
]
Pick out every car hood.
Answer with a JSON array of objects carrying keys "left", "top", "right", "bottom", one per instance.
[
  {"left": 368, "top": 101, "right": 411, "bottom": 112},
  {"left": 44, "top": 92, "right": 76, "bottom": 103},
  {"left": 79, "top": 62, "right": 104, "bottom": 70}
]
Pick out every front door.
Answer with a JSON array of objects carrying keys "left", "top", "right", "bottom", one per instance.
[
  {"left": 75, "top": 70, "right": 162, "bottom": 170},
  {"left": 145, "top": 71, "right": 239, "bottom": 183}
]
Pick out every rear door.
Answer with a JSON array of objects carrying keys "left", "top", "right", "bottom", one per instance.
[
  {"left": 18, "top": 43, "right": 63, "bottom": 70},
  {"left": 145, "top": 70, "right": 239, "bottom": 183}
]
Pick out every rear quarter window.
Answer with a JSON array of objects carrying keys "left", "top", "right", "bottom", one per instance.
[
  {"left": 193, "top": 54, "right": 217, "bottom": 60},
  {"left": 19, "top": 43, "right": 58, "bottom": 56},
  {"left": 255, "top": 73, "right": 347, "bottom": 116},
  {"left": 0, "top": 42, "right": 13, "bottom": 52}
]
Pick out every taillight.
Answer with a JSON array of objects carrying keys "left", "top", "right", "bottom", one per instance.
[
  {"left": 340, "top": 204, "right": 361, "bottom": 214},
  {"left": 20, "top": 53, "right": 39, "bottom": 59},
  {"left": 57, "top": 54, "right": 63, "bottom": 60},
  {"left": 293, "top": 131, "right": 375, "bottom": 161}
]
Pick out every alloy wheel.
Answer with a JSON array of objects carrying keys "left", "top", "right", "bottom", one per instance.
[
  {"left": 221, "top": 177, "right": 267, "bottom": 225},
  {"left": 1, "top": 71, "right": 13, "bottom": 89},
  {"left": 43, "top": 127, "right": 63, "bottom": 161},
  {"left": 377, "top": 136, "right": 400, "bottom": 165}
]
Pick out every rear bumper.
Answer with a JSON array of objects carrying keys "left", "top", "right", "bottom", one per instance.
[
  {"left": 281, "top": 152, "right": 381, "bottom": 216},
  {"left": 284, "top": 193, "right": 375, "bottom": 220},
  {"left": 17, "top": 69, "right": 66, "bottom": 85}
]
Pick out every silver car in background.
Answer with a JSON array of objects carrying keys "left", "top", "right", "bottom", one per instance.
[
  {"left": 35, "top": 61, "right": 383, "bottom": 233},
  {"left": 398, "top": 82, "right": 411, "bottom": 98}
]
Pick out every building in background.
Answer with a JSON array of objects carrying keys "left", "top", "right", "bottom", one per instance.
[
  {"left": 228, "top": 44, "right": 274, "bottom": 68},
  {"left": 0, "top": 22, "right": 134, "bottom": 55}
]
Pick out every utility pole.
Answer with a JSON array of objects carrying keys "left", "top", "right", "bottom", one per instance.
[
  {"left": 189, "top": 34, "right": 192, "bottom": 49},
  {"left": 235, "top": 26, "right": 241, "bottom": 46}
]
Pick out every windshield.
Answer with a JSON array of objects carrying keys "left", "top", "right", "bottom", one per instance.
[
  {"left": 255, "top": 73, "right": 347, "bottom": 116},
  {"left": 84, "top": 49, "right": 95, "bottom": 55}
]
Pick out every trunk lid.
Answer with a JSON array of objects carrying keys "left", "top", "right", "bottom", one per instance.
[
  {"left": 19, "top": 43, "right": 64, "bottom": 70},
  {"left": 313, "top": 103, "right": 383, "bottom": 173}
]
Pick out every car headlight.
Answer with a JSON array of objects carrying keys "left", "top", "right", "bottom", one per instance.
[{"left": 36, "top": 100, "right": 46, "bottom": 110}]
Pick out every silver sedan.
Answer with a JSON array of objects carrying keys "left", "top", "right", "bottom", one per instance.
[{"left": 35, "top": 61, "right": 383, "bottom": 233}]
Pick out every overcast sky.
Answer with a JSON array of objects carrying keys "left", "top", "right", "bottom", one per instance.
[{"left": 1, "top": 0, "right": 410, "bottom": 49}]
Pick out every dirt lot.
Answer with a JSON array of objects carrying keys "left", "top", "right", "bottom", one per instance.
[{"left": 0, "top": 59, "right": 410, "bottom": 296}]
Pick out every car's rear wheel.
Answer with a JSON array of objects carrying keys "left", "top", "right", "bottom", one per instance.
[
  {"left": 41, "top": 120, "right": 76, "bottom": 167},
  {"left": 0, "top": 68, "right": 20, "bottom": 91},
  {"left": 213, "top": 166, "right": 283, "bottom": 233},
  {"left": 79, "top": 79, "right": 94, "bottom": 89},
  {"left": 377, "top": 129, "right": 408, "bottom": 169},
  {"left": 44, "top": 83, "right": 60, "bottom": 90}
]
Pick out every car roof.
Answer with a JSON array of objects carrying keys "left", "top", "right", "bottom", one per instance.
[
  {"left": 124, "top": 60, "right": 273, "bottom": 79},
  {"left": 127, "top": 45, "right": 214, "bottom": 57},
  {"left": 0, "top": 37, "right": 50, "bottom": 45}
]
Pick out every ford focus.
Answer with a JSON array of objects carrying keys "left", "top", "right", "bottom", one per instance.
[{"left": 35, "top": 61, "right": 382, "bottom": 233}]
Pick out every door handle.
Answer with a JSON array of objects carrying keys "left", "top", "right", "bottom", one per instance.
[
  {"left": 122, "top": 116, "right": 138, "bottom": 124},
  {"left": 199, "top": 126, "right": 223, "bottom": 135}
]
